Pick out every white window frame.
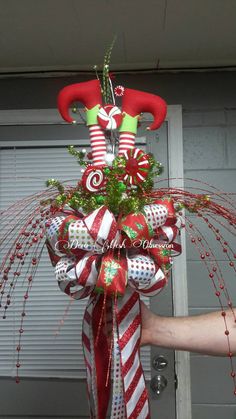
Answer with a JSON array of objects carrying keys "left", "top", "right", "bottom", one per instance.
[{"left": 0, "top": 106, "right": 191, "bottom": 419}]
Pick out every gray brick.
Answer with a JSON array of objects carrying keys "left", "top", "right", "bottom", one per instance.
[
  {"left": 185, "top": 213, "right": 236, "bottom": 262},
  {"left": 184, "top": 169, "right": 236, "bottom": 192},
  {"left": 189, "top": 307, "right": 220, "bottom": 315},
  {"left": 183, "top": 111, "right": 203, "bottom": 127},
  {"left": 187, "top": 261, "right": 236, "bottom": 308},
  {"left": 202, "top": 110, "right": 226, "bottom": 126},
  {"left": 226, "top": 126, "right": 236, "bottom": 168},
  {"left": 192, "top": 405, "right": 236, "bottom": 419},
  {"left": 226, "top": 109, "right": 236, "bottom": 125},
  {"left": 183, "top": 127, "right": 226, "bottom": 169},
  {"left": 191, "top": 357, "right": 235, "bottom": 404}
]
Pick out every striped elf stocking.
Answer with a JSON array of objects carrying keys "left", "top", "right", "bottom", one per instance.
[
  {"left": 89, "top": 125, "right": 107, "bottom": 166},
  {"left": 118, "top": 132, "right": 136, "bottom": 156},
  {"left": 118, "top": 87, "right": 167, "bottom": 156},
  {"left": 57, "top": 79, "right": 107, "bottom": 166}
]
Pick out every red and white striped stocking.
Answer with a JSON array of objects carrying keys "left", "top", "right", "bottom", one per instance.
[
  {"left": 89, "top": 125, "right": 107, "bottom": 166},
  {"left": 118, "top": 132, "right": 136, "bottom": 156}
]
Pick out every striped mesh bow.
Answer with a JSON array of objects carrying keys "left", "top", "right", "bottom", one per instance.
[{"left": 46, "top": 201, "right": 182, "bottom": 419}]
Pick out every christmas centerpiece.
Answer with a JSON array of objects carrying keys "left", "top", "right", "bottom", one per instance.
[
  {"left": 44, "top": 72, "right": 182, "bottom": 418},
  {"left": 1, "top": 47, "right": 236, "bottom": 419}
]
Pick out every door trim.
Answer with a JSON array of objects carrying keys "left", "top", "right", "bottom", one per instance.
[
  {"left": 143, "top": 105, "right": 191, "bottom": 419},
  {"left": 0, "top": 106, "right": 191, "bottom": 419},
  {"left": 167, "top": 105, "right": 192, "bottom": 419}
]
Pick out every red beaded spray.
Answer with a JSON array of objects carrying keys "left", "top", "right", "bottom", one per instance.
[{"left": 0, "top": 176, "right": 236, "bottom": 395}]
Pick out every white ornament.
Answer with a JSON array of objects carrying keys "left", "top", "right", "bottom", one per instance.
[{"left": 105, "top": 152, "right": 115, "bottom": 166}]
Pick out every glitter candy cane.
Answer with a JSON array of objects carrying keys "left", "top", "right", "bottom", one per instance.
[
  {"left": 118, "top": 87, "right": 167, "bottom": 156},
  {"left": 57, "top": 79, "right": 107, "bottom": 166}
]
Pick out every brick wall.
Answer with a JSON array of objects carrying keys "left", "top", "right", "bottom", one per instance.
[{"left": 183, "top": 108, "right": 236, "bottom": 419}]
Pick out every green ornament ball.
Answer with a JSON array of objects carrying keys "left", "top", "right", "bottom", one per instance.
[
  {"left": 95, "top": 195, "right": 105, "bottom": 204},
  {"left": 117, "top": 182, "right": 126, "bottom": 192},
  {"left": 104, "top": 167, "right": 110, "bottom": 175}
]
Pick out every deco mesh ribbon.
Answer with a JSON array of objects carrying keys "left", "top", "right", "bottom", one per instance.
[{"left": 45, "top": 202, "right": 183, "bottom": 419}]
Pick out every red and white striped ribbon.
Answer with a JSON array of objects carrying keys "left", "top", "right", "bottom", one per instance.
[
  {"left": 89, "top": 125, "right": 107, "bottom": 166},
  {"left": 55, "top": 256, "right": 94, "bottom": 299},
  {"left": 82, "top": 295, "right": 99, "bottom": 418},
  {"left": 83, "top": 205, "right": 119, "bottom": 246},
  {"left": 159, "top": 225, "right": 178, "bottom": 243},
  {"left": 118, "top": 132, "right": 136, "bottom": 156},
  {"left": 111, "top": 304, "right": 127, "bottom": 418},
  {"left": 117, "top": 288, "right": 150, "bottom": 419}
]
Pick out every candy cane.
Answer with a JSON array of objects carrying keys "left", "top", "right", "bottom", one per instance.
[
  {"left": 118, "top": 87, "right": 167, "bottom": 156},
  {"left": 57, "top": 79, "right": 107, "bottom": 166}
]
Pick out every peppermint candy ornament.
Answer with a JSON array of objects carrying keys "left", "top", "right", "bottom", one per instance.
[
  {"left": 123, "top": 147, "right": 150, "bottom": 185},
  {"left": 97, "top": 105, "right": 123, "bottom": 130},
  {"left": 82, "top": 166, "right": 107, "bottom": 192},
  {"left": 114, "top": 85, "right": 125, "bottom": 97}
]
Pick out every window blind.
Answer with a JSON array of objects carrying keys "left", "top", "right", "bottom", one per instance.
[{"left": 0, "top": 129, "right": 150, "bottom": 380}]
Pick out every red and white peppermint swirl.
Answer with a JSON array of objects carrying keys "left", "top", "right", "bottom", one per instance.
[
  {"left": 114, "top": 85, "right": 125, "bottom": 97},
  {"left": 82, "top": 166, "right": 106, "bottom": 192},
  {"left": 123, "top": 147, "right": 150, "bottom": 185},
  {"left": 97, "top": 105, "right": 123, "bottom": 130}
]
